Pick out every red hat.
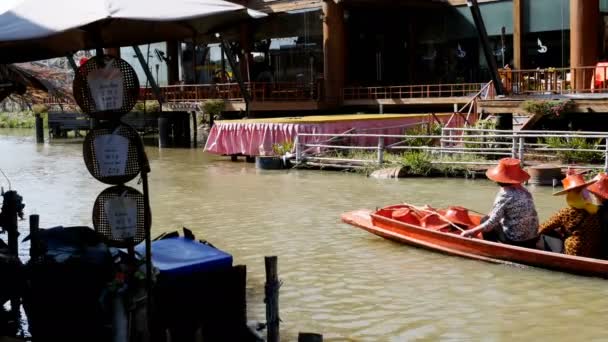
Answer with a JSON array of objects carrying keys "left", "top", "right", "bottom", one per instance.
[
  {"left": 419, "top": 213, "right": 450, "bottom": 230},
  {"left": 441, "top": 206, "right": 476, "bottom": 227},
  {"left": 391, "top": 208, "right": 420, "bottom": 226},
  {"left": 553, "top": 172, "right": 596, "bottom": 196},
  {"left": 485, "top": 158, "right": 530, "bottom": 184},
  {"left": 587, "top": 173, "right": 608, "bottom": 200}
]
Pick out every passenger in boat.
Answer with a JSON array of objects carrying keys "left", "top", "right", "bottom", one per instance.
[
  {"left": 538, "top": 172, "right": 603, "bottom": 258},
  {"left": 587, "top": 173, "right": 608, "bottom": 258},
  {"left": 461, "top": 158, "right": 539, "bottom": 248}
]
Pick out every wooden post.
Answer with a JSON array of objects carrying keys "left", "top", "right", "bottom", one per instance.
[
  {"left": 158, "top": 115, "right": 171, "bottom": 148},
  {"left": 513, "top": 0, "right": 523, "bottom": 69},
  {"left": 265, "top": 256, "right": 280, "bottom": 342},
  {"left": 1, "top": 190, "right": 22, "bottom": 316},
  {"left": 377, "top": 137, "right": 385, "bottom": 165},
  {"left": 29, "top": 214, "right": 41, "bottom": 259},
  {"left": 35, "top": 113, "right": 44, "bottom": 143},
  {"left": 570, "top": 0, "right": 600, "bottom": 91},
  {"left": 322, "top": 0, "right": 346, "bottom": 107},
  {"left": 191, "top": 112, "right": 198, "bottom": 148},
  {"left": 181, "top": 112, "right": 191, "bottom": 148},
  {"left": 2, "top": 191, "right": 20, "bottom": 257}
]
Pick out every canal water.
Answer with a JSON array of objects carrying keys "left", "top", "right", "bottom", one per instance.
[{"left": 1, "top": 129, "right": 607, "bottom": 341}]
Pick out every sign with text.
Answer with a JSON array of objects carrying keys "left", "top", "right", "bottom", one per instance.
[
  {"left": 105, "top": 196, "right": 138, "bottom": 240},
  {"left": 94, "top": 134, "right": 129, "bottom": 177},
  {"left": 87, "top": 63, "right": 124, "bottom": 111}
]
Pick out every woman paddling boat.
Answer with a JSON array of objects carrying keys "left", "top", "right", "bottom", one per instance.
[{"left": 461, "top": 158, "right": 539, "bottom": 248}]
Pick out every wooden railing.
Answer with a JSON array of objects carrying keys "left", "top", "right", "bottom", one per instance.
[
  {"left": 342, "top": 83, "right": 488, "bottom": 101},
  {"left": 499, "top": 65, "right": 608, "bottom": 95}
]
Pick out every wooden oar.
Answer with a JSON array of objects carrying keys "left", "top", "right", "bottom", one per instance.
[{"left": 401, "top": 202, "right": 467, "bottom": 233}]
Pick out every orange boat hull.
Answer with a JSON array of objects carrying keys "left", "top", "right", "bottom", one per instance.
[{"left": 342, "top": 209, "right": 608, "bottom": 278}]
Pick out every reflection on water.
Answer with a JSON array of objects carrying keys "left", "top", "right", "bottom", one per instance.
[{"left": 1, "top": 129, "right": 606, "bottom": 341}]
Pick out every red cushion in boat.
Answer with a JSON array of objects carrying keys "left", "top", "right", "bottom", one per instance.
[{"left": 392, "top": 208, "right": 420, "bottom": 226}]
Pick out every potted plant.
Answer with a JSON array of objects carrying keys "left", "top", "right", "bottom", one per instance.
[{"left": 255, "top": 140, "right": 294, "bottom": 170}]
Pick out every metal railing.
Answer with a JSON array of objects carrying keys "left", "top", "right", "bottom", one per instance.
[
  {"left": 342, "top": 83, "right": 489, "bottom": 101},
  {"left": 294, "top": 127, "right": 608, "bottom": 171},
  {"left": 444, "top": 81, "right": 493, "bottom": 129},
  {"left": 138, "top": 81, "right": 322, "bottom": 102}
]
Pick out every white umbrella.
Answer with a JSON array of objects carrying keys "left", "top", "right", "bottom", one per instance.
[{"left": 0, "top": 0, "right": 266, "bottom": 63}]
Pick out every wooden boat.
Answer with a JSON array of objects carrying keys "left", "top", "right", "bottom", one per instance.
[{"left": 341, "top": 205, "right": 608, "bottom": 278}]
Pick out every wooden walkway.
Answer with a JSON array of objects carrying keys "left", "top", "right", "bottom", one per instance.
[{"left": 48, "top": 111, "right": 159, "bottom": 137}]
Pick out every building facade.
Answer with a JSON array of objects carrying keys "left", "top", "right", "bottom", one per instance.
[{"left": 130, "top": 0, "right": 608, "bottom": 111}]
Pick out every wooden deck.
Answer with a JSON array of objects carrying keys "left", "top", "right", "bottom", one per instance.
[
  {"left": 479, "top": 96, "right": 608, "bottom": 114},
  {"left": 46, "top": 79, "right": 608, "bottom": 114}
]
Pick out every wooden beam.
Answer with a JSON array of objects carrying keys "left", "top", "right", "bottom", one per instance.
[
  {"left": 104, "top": 47, "right": 121, "bottom": 58},
  {"left": 343, "top": 97, "right": 473, "bottom": 106},
  {"left": 245, "top": 0, "right": 502, "bottom": 14},
  {"left": 513, "top": 0, "right": 523, "bottom": 69},
  {"left": 247, "top": 0, "right": 321, "bottom": 13},
  {"left": 444, "top": 0, "right": 501, "bottom": 5}
]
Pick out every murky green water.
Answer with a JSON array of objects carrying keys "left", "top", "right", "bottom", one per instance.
[{"left": 1, "top": 129, "right": 607, "bottom": 341}]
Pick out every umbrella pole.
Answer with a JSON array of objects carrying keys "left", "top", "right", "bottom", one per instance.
[{"left": 141, "top": 169, "right": 154, "bottom": 338}]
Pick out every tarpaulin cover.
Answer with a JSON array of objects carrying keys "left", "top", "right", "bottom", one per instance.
[
  {"left": 136, "top": 237, "right": 232, "bottom": 277},
  {"left": 204, "top": 114, "right": 454, "bottom": 156},
  {"left": 0, "top": 0, "right": 266, "bottom": 63}
]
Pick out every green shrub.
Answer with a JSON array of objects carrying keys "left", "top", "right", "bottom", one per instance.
[
  {"left": 473, "top": 119, "right": 496, "bottom": 130},
  {"left": 0, "top": 111, "right": 36, "bottom": 128},
  {"left": 405, "top": 123, "right": 442, "bottom": 147},
  {"left": 435, "top": 154, "right": 487, "bottom": 176},
  {"left": 401, "top": 151, "right": 433, "bottom": 176},
  {"left": 133, "top": 101, "right": 160, "bottom": 113},
  {"left": 463, "top": 118, "right": 498, "bottom": 150},
  {"left": 522, "top": 99, "right": 574, "bottom": 120},
  {"left": 272, "top": 140, "right": 294, "bottom": 156},
  {"left": 202, "top": 100, "right": 225, "bottom": 120},
  {"left": 541, "top": 136, "right": 603, "bottom": 164},
  {"left": 31, "top": 104, "right": 48, "bottom": 114}
]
